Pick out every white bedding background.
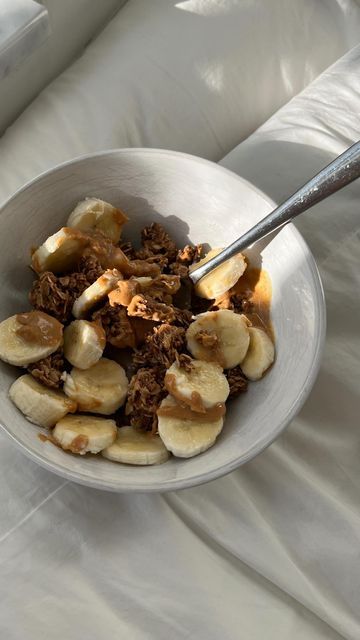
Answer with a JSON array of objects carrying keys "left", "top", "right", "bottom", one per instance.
[{"left": 0, "top": 1, "right": 360, "bottom": 638}]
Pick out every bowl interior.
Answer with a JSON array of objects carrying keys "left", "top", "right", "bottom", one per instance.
[{"left": 0, "top": 149, "right": 325, "bottom": 491}]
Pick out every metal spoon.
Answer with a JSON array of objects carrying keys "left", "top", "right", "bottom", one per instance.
[{"left": 189, "top": 140, "right": 360, "bottom": 286}]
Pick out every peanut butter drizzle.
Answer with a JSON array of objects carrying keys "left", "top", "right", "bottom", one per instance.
[
  {"left": 83, "top": 235, "right": 160, "bottom": 278},
  {"left": 38, "top": 433, "right": 56, "bottom": 443},
  {"left": 108, "top": 280, "right": 140, "bottom": 307},
  {"left": 16, "top": 311, "right": 63, "bottom": 346},
  {"left": 68, "top": 435, "right": 89, "bottom": 453},
  {"left": 39, "top": 432, "right": 88, "bottom": 454},
  {"left": 190, "top": 391, "right": 206, "bottom": 413},
  {"left": 157, "top": 401, "right": 225, "bottom": 422},
  {"left": 194, "top": 331, "right": 226, "bottom": 369},
  {"left": 165, "top": 374, "right": 207, "bottom": 413},
  {"left": 233, "top": 267, "right": 273, "bottom": 338}
]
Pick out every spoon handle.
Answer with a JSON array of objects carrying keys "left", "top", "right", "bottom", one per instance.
[{"left": 190, "top": 140, "right": 360, "bottom": 285}]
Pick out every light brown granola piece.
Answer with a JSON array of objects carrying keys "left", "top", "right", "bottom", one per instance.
[
  {"left": 127, "top": 295, "right": 176, "bottom": 323},
  {"left": 125, "top": 367, "right": 166, "bottom": 433},
  {"left": 92, "top": 303, "right": 135, "bottom": 348},
  {"left": 133, "top": 324, "right": 186, "bottom": 369}
]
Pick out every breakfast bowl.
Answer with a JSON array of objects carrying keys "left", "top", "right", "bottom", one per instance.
[{"left": 0, "top": 149, "right": 325, "bottom": 492}]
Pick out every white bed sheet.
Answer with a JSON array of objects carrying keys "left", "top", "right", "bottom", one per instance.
[
  {"left": 1, "top": 0, "right": 360, "bottom": 203},
  {"left": 0, "top": 3, "right": 360, "bottom": 639},
  {"left": 221, "top": 44, "right": 360, "bottom": 639}
]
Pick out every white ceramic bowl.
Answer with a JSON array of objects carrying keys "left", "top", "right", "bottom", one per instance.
[{"left": 0, "top": 149, "right": 325, "bottom": 492}]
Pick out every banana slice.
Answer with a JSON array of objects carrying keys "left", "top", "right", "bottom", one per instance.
[
  {"left": 31, "top": 227, "right": 89, "bottom": 274},
  {"left": 0, "top": 311, "right": 63, "bottom": 367},
  {"left": 165, "top": 358, "right": 229, "bottom": 411},
  {"left": 157, "top": 395, "right": 224, "bottom": 458},
  {"left": 240, "top": 327, "right": 275, "bottom": 381},
  {"left": 9, "top": 374, "right": 77, "bottom": 428},
  {"left": 102, "top": 427, "right": 169, "bottom": 465},
  {"left": 63, "top": 357, "right": 128, "bottom": 415},
  {"left": 186, "top": 309, "right": 250, "bottom": 369},
  {"left": 63, "top": 320, "right": 106, "bottom": 369},
  {"left": 72, "top": 269, "right": 122, "bottom": 318},
  {"left": 67, "top": 197, "right": 129, "bottom": 243},
  {"left": 189, "top": 248, "right": 246, "bottom": 299},
  {"left": 53, "top": 414, "right": 116, "bottom": 455}
]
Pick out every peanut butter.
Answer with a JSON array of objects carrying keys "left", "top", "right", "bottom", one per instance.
[
  {"left": 108, "top": 280, "right": 140, "bottom": 307},
  {"left": 16, "top": 311, "right": 63, "bottom": 347},
  {"left": 194, "top": 329, "right": 226, "bottom": 368},
  {"left": 68, "top": 434, "right": 89, "bottom": 454},
  {"left": 233, "top": 267, "right": 273, "bottom": 337},
  {"left": 157, "top": 401, "right": 225, "bottom": 422},
  {"left": 86, "top": 237, "right": 160, "bottom": 278},
  {"left": 165, "top": 373, "right": 207, "bottom": 413}
]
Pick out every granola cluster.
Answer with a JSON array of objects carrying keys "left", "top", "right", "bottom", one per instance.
[
  {"left": 27, "top": 349, "right": 65, "bottom": 389},
  {"left": 30, "top": 256, "right": 104, "bottom": 323},
  {"left": 225, "top": 366, "right": 248, "bottom": 398},
  {"left": 125, "top": 367, "right": 167, "bottom": 433}
]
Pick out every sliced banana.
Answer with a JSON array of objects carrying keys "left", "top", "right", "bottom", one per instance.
[
  {"left": 53, "top": 414, "right": 116, "bottom": 455},
  {"left": 189, "top": 247, "right": 246, "bottom": 299},
  {"left": 186, "top": 309, "right": 250, "bottom": 369},
  {"left": 31, "top": 227, "right": 89, "bottom": 274},
  {"left": 67, "top": 197, "right": 129, "bottom": 243},
  {"left": 63, "top": 357, "right": 128, "bottom": 415},
  {"left": 72, "top": 269, "right": 122, "bottom": 318},
  {"left": 9, "top": 374, "right": 77, "bottom": 428},
  {"left": 157, "top": 395, "right": 224, "bottom": 458},
  {"left": 0, "top": 311, "right": 63, "bottom": 367},
  {"left": 165, "top": 358, "right": 229, "bottom": 411},
  {"left": 240, "top": 327, "right": 275, "bottom": 381},
  {"left": 63, "top": 320, "right": 106, "bottom": 369},
  {"left": 102, "top": 426, "right": 169, "bottom": 465}
]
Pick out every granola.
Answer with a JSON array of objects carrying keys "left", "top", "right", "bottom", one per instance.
[
  {"left": 225, "top": 366, "right": 248, "bottom": 398},
  {"left": 125, "top": 367, "right": 166, "bottom": 433},
  {"left": 133, "top": 324, "right": 186, "bottom": 369},
  {"left": 141, "top": 223, "right": 177, "bottom": 262},
  {"left": 28, "top": 349, "right": 65, "bottom": 389},
  {"left": 92, "top": 303, "right": 135, "bottom": 348},
  {"left": 29, "top": 271, "right": 90, "bottom": 323},
  {"left": 127, "top": 295, "right": 176, "bottom": 323}
]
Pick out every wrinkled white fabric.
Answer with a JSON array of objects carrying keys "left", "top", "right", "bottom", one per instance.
[
  {"left": 1, "top": 3, "right": 360, "bottom": 640},
  {"left": 1, "top": 0, "right": 360, "bottom": 203},
  {"left": 220, "top": 44, "right": 360, "bottom": 638}
]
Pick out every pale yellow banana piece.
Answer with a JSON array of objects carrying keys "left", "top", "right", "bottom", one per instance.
[
  {"left": 67, "top": 197, "right": 128, "bottom": 243},
  {"left": 186, "top": 309, "right": 250, "bottom": 369},
  {"left": 240, "top": 327, "right": 275, "bottom": 381},
  {"left": 63, "top": 320, "right": 106, "bottom": 369},
  {"left": 189, "top": 248, "right": 246, "bottom": 299},
  {"left": 53, "top": 414, "right": 116, "bottom": 455},
  {"left": 102, "top": 426, "right": 169, "bottom": 465},
  {"left": 157, "top": 395, "right": 224, "bottom": 458},
  {"left": 9, "top": 374, "right": 76, "bottom": 428},
  {"left": 165, "top": 358, "right": 229, "bottom": 410},
  {"left": 72, "top": 269, "right": 122, "bottom": 318},
  {"left": 31, "top": 227, "right": 89, "bottom": 274},
  {"left": 63, "top": 357, "right": 128, "bottom": 415},
  {"left": 0, "top": 311, "right": 63, "bottom": 367}
]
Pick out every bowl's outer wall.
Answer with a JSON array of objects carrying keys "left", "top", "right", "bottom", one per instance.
[{"left": 0, "top": 149, "right": 325, "bottom": 491}]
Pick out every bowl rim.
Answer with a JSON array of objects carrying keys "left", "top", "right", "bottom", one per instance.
[{"left": 0, "top": 147, "right": 326, "bottom": 492}]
